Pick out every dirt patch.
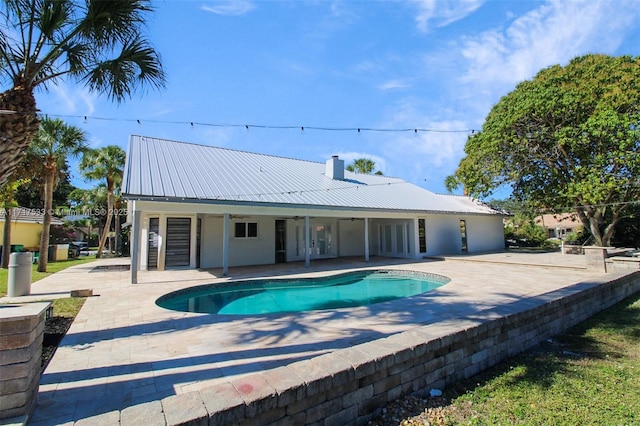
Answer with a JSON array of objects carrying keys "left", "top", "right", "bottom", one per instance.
[
  {"left": 90, "top": 265, "right": 130, "bottom": 272},
  {"left": 42, "top": 316, "right": 74, "bottom": 371}
]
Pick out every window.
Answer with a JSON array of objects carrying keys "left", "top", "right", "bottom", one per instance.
[
  {"left": 234, "top": 222, "right": 258, "bottom": 238},
  {"left": 418, "top": 219, "right": 427, "bottom": 253},
  {"left": 460, "top": 219, "right": 468, "bottom": 253}
]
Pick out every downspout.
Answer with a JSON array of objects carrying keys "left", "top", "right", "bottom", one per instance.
[
  {"left": 364, "top": 217, "right": 370, "bottom": 262},
  {"left": 223, "top": 213, "right": 229, "bottom": 276}
]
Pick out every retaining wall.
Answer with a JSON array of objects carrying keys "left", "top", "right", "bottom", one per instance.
[
  {"left": 0, "top": 302, "right": 50, "bottom": 423},
  {"left": 68, "top": 271, "right": 640, "bottom": 425}
]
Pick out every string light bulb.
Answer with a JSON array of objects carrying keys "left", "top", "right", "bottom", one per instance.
[{"left": 40, "top": 112, "right": 479, "bottom": 134}]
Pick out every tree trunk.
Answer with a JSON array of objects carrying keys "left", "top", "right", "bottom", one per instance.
[
  {"left": 575, "top": 206, "right": 605, "bottom": 247},
  {"left": 589, "top": 220, "right": 604, "bottom": 247},
  {"left": 0, "top": 85, "right": 40, "bottom": 188},
  {"left": 1, "top": 207, "right": 12, "bottom": 268},
  {"left": 96, "top": 192, "right": 114, "bottom": 259},
  {"left": 38, "top": 172, "right": 54, "bottom": 272}
]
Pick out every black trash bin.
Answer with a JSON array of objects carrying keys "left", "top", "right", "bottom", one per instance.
[{"left": 48, "top": 245, "right": 56, "bottom": 261}]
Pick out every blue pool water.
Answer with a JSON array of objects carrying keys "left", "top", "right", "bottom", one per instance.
[{"left": 156, "top": 270, "right": 449, "bottom": 315}]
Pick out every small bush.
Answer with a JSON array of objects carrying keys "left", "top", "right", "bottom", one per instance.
[{"left": 505, "top": 222, "right": 548, "bottom": 247}]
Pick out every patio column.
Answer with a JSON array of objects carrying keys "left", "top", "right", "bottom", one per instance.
[
  {"left": 364, "top": 217, "right": 370, "bottom": 262},
  {"left": 223, "top": 213, "right": 230, "bottom": 276},
  {"left": 413, "top": 218, "right": 421, "bottom": 259},
  {"left": 305, "top": 216, "right": 310, "bottom": 268},
  {"left": 131, "top": 209, "right": 141, "bottom": 284}
]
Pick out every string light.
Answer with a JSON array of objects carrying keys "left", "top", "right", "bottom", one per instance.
[
  {"left": 36, "top": 113, "right": 479, "bottom": 134},
  {"left": 206, "top": 180, "right": 409, "bottom": 201}
]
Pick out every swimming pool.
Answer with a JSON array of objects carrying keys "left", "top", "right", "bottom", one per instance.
[{"left": 156, "top": 270, "right": 449, "bottom": 315}]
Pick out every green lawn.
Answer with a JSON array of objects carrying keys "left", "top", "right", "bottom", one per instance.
[
  {"left": 50, "top": 296, "right": 86, "bottom": 317},
  {"left": 0, "top": 255, "right": 97, "bottom": 297},
  {"left": 438, "top": 293, "right": 640, "bottom": 425}
]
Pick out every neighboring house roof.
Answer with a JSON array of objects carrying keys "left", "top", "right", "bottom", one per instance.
[
  {"left": 0, "top": 207, "right": 64, "bottom": 225},
  {"left": 535, "top": 213, "right": 580, "bottom": 229},
  {"left": 123, "top": 135, "right": 504, "bottom": 216}
]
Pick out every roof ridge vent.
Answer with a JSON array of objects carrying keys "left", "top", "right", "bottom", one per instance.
[{"left": 325, "top": 155, "right": 344, "bottom": 180}]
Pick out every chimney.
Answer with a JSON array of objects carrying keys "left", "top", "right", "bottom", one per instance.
[{"left": 325, "top": 155, "right": 344, "bottom": 180}]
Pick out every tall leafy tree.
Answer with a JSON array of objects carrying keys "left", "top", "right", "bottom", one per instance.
[
  {"left": 79, "top": 145, "right": 125, "bottom": 258},
  {"left": 0, "top": 176, "right": 28, "bottom": 268},
  {"left": 447, "top": 54, "right": 640, "bottom": 247},
  {"left": 69, "top": 185, "right": 107, "bottom": 245},
  {"left": 0, "top": 0, "right": 165, "bottom": 188},
  {"left": 27, "top": 117, "right": 87, "bottom": 271},
  {"left": 15, "top": 165, "right": 75, "bottom": 209},
  {"left": 346, "top": 158, "right": 383, "bottom": 175}
]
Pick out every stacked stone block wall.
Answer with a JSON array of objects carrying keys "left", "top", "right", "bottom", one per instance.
[
  {"left": 0, "top": 302, "right": 50, "bottom": 422},
  {"left": 607, "top": 256, "right": 640, "bottom": 271},
  {"left": 67, "top": 272, "right": 640, "bottom": 425}
]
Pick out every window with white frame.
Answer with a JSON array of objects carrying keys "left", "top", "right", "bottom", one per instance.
[{"left": 234, "top": 222, "right": 258, "bottom": 238}]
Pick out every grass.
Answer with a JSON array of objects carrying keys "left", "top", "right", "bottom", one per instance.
[
  {"left": 0, "top": 255, "right": 97, "bottom": 297},
  {"left": 50, "top": 296, "right": 86, "bottom": 317},
  {"left": 438, "top": 292, "right": 640, "bottom": 425}
]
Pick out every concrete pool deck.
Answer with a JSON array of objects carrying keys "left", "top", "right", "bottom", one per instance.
[{"left": 0, "top": 251, "right": 627, "bottom": 424}]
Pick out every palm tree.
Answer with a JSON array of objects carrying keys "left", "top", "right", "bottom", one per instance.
[
  {"left": 444, "top": 175, "right": 468, "bottom": 196},
  {"left": 0, "top": 0, "right": 165, "bottom": 188},
  {"left": 346, "top": 158, "right": 383, "bottom": 175},
  {"left": 79, "top": 145, "right": 125, "bottom": 258},
  {"left": 27, "top": 117, "right": 87, "bottom": 272}
]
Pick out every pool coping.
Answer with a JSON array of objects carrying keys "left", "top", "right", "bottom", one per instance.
[{"left": 156, "top": 269, "right": 451, "bottom": 315}]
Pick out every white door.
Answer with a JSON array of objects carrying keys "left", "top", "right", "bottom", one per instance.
[
  {"left": 312, "top": 224, "right": 332, "bottom": 258},
  {"left": 380, "top": 223, "right": 408, "bottom": 257}
]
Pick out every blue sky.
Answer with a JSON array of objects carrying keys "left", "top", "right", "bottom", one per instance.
[{"left": 35, "top": 0, "right": 640, "bottom": 198}]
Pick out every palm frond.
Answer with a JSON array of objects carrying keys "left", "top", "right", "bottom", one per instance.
[
  {"left": 81, "top": 0, "right": 152, "bottom": 47},
  {"left": 83, "top": 36, "right": 164, "bottom": 102}
]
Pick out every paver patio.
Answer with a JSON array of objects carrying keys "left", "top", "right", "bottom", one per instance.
[{"left": 1, "top": 251, "right": 616, "bottom": 424}]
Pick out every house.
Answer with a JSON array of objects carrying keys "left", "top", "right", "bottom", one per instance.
[
  {"left": 0, "top": 207, "right": 64, "bottom": 260},
  {"left": 122, "top": 135, "right": 507, "bottom": 283},
  {"left": 535, "top": 213, "right": 581, "bottom": 239}
]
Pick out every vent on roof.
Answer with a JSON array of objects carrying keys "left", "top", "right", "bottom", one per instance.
[{"left": 325, "top": 155, "right": 344, "bottom": 180}]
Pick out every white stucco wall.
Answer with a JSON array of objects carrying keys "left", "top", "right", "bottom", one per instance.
[
  {"left": 465, "top": 215, "right": 506, "bottom": 253},
  {"left": 200, "top": 216, "right": 221, "bottom": 268},
  {"left": 424, "top": 214, "right": 504, "bottom": 255},
  {"left": 425, "top": 215, "right": 464, "bottom": 255},
  {"left": 337, "top": 219, "right": 366, "bottom": 257},
  {"left": 200, "top": 215, "right": 276, "bottom": 268}
]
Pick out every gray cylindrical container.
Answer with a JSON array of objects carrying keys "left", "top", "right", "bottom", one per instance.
[{"left": 8, "top": 252, "right": 33, "bottom": 297}]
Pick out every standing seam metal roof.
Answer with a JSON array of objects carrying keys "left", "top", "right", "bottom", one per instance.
[{"left": 122, "top": 135, "right": 503, "bottom": 215}]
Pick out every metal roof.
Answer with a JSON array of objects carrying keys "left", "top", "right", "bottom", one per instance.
[{"left": 123, "top": 135, "right": 503, "bottom": 215}]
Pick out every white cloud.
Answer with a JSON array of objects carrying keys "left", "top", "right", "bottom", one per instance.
[
  {"left": 459, "top": 0, "right": 639, "bottom": 92},
  {"left": 45, "top": 82, "right": 96, "bottom": 116},
  {"left": 414, "top": 0, "right": 484, "bottom": 33},
  {"left": 378, "top": 79, "right": 409, "bottom": 91},
  {"left": 201, "top": 0, "right": 254, "bottom": 16},
  {"left": 397, "top": 0, "right": 640, "bottom": 192},
  {"left": 375, "top": 98, "right": 470, "bottom": 182}
]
